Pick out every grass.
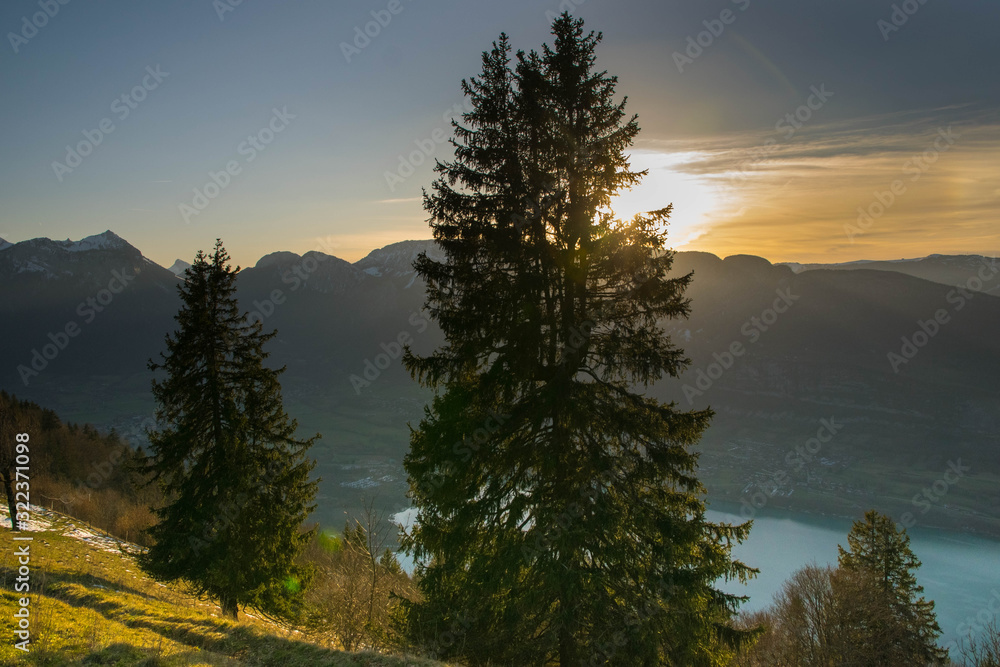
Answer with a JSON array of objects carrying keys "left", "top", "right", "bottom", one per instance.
[{"left": 0, "top": 510, "right": 444, "bottom": 667}]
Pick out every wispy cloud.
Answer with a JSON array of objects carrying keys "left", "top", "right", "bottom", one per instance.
[
  {"left": 378, "top": 197, "right": 422, "bottom": 204},
  {"left": 629, "top": 108, "right": 1000, "bottom": 263}
]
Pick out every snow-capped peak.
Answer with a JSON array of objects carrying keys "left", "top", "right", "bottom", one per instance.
[
  {"left": 353, "top": 239, "right": 443, "bottom": 278},
  {"left": 0, "top": 238, "right": 11, "bottom": 252},
  {"left": 168, "top": 259, "right": 192, "bottom": 276},
  {"left": 59, "top": 230, "right": 128, "bottom": 253},
  {"left": 0, "top": 231, "right": 146, "bottom": 280}
]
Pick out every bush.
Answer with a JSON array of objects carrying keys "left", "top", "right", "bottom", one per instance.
[{"left": 298, "top": 499, "right": 416, "bottom": 653}]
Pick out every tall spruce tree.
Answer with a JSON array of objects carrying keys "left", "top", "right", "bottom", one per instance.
[
  {"left": 838, "top": 509, "right": 947, "bottom": 665},
  {"left": 140, "top": 240, "right": 318, "bottom": 621},
  {"left": 402, "top": 15, "right": 756, "bottom": 666}
]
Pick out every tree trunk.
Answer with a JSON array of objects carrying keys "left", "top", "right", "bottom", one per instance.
[
  {"left": 558, "top": 573, "right": 579, "bottom": 666},
  {"left": 2, "top": 471, "right": 18, "bottom": 531},
  {"left": 559, "top": 619, "right": 578, "bottom": 667},
  {"left": 220, "top": 595, "right": 238, "bottom": 620}
]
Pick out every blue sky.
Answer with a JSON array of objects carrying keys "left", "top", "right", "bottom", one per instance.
[{"left": 1, "top": 0, "right": 997, "bottom": 267}]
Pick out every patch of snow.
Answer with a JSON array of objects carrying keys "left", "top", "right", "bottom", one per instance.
[
  {"left": 353, "top": 239, "right": 443, "bottom": 278},
  {"left": 63, "top": 524, "right": 130, "bottom": 553},
  {"left": 0, "top": 503, "right": 55, "bottom": 531},
  {"left": 340, "top": 477, "right": 380, "bottom": 489},
  {"left": 59, "top": 230, "right": 127, "bottom": 253},
  {"left": 18, "top": 261, "right": 49, "bottom": 274},
  {"left": 168, "top": 259, "right": 191, "bottom": 276},
  {"left": 0, "top": 503, "right": 143, "bottom": 554}
]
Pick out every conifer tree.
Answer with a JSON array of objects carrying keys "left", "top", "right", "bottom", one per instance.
[
  {"left": 838, "top": 509, "right": 947, "bottom": 665},
  {"left": 402, "top": 15, "right": 755, "bottom": 666},
  {"left": 140, "top": 240, "right": 318, "bottom": 621}
]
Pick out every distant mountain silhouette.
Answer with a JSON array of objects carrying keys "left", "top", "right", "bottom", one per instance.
[
  {"left": 0, "top": 231, "right": 179, "bottom": 379},
  {"left": 779, "top": 254, "right": 1000, "bottom": 295},
  {"left": 2, "top": 233, "right": 998, "bottom": 533}
]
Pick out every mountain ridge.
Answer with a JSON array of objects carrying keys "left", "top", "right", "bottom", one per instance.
[
  {"left": 778, "top": 254, "right": 1000, "bottom": 295},
  {"left": 6, "top": 230, "right": 997, "bottom": 292},
  {"left": 2, "top": 230, "right": 998, "bottom": 536}
]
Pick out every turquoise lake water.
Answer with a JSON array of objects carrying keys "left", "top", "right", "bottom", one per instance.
[
  {"left": 707, "top": 504, "right": 1000, "bottom": 654},
  {"left": 395, "top": 504, "right": 1000, "bottom": 654}
]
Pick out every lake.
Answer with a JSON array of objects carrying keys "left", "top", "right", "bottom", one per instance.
[
  {"left": 708, "top": 504, "right": 1000, "bottom": 654},
  {"left": 394, "top": 504, "right": 1000, "bottom": 654}
]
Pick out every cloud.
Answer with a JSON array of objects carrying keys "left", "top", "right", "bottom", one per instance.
[
  {"left": 631, "top": 108, "right": 1000, "bottom": 262},
  {"left": 378, "top": 197, "right": 422, "bottom": 204}
]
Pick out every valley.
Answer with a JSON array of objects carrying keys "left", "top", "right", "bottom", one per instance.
[{"left": 2, "top": 234, "right": 998, "bottom": 539}]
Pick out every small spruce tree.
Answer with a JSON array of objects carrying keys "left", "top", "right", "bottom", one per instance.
[
  {"left": 140, "top": 240, "right": 318, "bottom": 621},
  {"left": 838, "top": 509, "right": 947, "bottom": 665}
]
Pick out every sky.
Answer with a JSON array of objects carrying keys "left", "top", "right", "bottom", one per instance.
[{"left": 1, "top": 0, "right": 998, "bottom": 268}]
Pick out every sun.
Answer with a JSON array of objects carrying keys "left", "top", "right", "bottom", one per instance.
[{"left": 610, "top": 150, "right": 725, "bottom": 247}]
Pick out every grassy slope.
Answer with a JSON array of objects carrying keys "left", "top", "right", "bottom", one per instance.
[{"left": 0, "top": 508, "right": 443, "bottom": 667}]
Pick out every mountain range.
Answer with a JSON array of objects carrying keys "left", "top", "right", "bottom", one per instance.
[
  {"left": 1, "top": 231, "right": 997, "bottom": 534},
  {"left": 779, "top": 255, "right": 1000, "bottom": 296}
]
